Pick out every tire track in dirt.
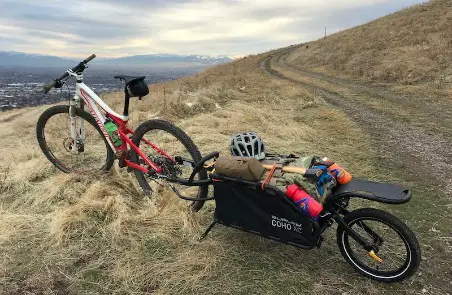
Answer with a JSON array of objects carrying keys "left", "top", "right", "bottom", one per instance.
[
  {"left": 280, "top": 53, "right": 452, "bottom": 138},
  {"left": 260, "top": 50, "right": 452, "bottom": 197}
]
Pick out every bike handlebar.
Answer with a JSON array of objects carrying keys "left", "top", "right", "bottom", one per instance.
[
  {"left": 43, "top": 80, "right": 57, "bottom": 93},
  {"left": 84, "top": 54, "right": 96, "bottom": 63},
  {"left": 43, "top": 54, "right": 96, "bottom": 93}
]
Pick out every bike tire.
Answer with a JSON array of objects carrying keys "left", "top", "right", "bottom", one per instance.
[
  {"left": 336, "top": 208, "right": 421, "bottom": 282},
  {"left": 36, "top": 105, "right": 115, "bottom": 173},
  {"left": 130, "top": 119, "right": 208, "bottom": 212}
]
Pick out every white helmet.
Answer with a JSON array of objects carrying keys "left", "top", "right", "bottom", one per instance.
[{"left": 229, "top": 132, "right": 266, "bottom": 160}]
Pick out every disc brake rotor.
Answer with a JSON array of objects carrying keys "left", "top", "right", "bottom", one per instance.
[
  {"left": 63, "top": 138, "right": 84, "bottom": 153},
  {"left": 63, "top": 138, "right": 73, "bottom": 152}
]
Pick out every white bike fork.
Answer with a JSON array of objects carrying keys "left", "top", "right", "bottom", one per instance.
[{"left": 69, "top": 95, "right": 85, "bottom": 152}]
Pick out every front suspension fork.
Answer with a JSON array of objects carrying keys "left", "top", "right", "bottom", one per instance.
[{"left": 69, "top": 98, "right": 85, "bottom": 152}]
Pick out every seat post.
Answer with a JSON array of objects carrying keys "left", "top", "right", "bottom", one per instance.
[{"left": 123, "top": 90, "right": 130, "bottom": 117}]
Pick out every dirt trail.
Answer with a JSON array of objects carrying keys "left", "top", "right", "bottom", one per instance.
[
  {"left": 0, "top": 111, "right": 25, "bottom": 123},
  {"left": 262, "top": 50, "right": 452, "bottom": 291},
  {"left": 261, "top": 49, "right": 452, "bottom": 197}
]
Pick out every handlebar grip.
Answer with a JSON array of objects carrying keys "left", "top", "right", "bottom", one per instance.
[
  {"left": 43, "top": 80, "right": 56, "bottom": 94},
  {"left": 84, "top": 54, "right": 96, "bottom": 63}
]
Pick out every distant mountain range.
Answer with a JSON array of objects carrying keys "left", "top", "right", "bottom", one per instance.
[
  {"left": 0, "top": 51, "right": 233, "bottom": 68},
  {"left": 96, "top": 54, "right": 232, "bottom": 67}
]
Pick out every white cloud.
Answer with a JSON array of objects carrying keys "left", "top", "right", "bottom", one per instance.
[{"left": 0, "top": 0, "right": 424, "bottom": 57}]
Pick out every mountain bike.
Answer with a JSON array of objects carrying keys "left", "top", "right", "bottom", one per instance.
[{"left": 36, "top": 54, "right": 208, "bottom": 211}]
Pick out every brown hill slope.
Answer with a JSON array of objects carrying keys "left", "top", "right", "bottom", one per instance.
[
  {"left": 0, "top": 54, "right": 378, "bottom": 295},
  {"left": 1, "top": 50, "right": 450, "bottom": 294},
  {"left": 1, "top": 2, "right": 451, "bottom": 294},
  {"left": 286, "top": 0, "right": 451, "bottom": 90}
]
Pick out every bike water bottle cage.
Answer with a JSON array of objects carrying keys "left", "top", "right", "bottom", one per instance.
[{"left": 114, "top": 75, "right": 149, "bottom": 98}]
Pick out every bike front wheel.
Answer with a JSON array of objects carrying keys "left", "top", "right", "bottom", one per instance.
[
  {"left": 130, "top": 119, "right": 208, "bottom": 212},
  {"left": 36, "top": 105, "right": 115, "bottom": 173},
  {"left": 336, "top": 208, "right": 421, "bottom": 282}
]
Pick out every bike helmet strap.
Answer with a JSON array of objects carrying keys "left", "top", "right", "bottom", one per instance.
[{"left": 229, "top": 132, "right": 266, "bottom": 160}]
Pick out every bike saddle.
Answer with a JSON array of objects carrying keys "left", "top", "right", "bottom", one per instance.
[{"left": 114, "top": 75, "right": 145, "bottom": 86}]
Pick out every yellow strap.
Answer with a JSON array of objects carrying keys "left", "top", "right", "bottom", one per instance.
[{"left": 203, "top": 162, "right": 215, "bottom": 169}]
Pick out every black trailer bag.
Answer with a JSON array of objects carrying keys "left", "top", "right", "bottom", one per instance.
[{"left": 213, "top": 181, "right": 318, "bottom": 248}]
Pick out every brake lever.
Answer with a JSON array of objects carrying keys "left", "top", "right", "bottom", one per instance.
[{"left": 54, "top": 80, "right": 63, "bottom": 89}]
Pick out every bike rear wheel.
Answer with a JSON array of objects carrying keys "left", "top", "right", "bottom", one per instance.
[
  {"left": 130, "top": 119, "right": 208, "bottom": 212},
  {"left": 336, "top": 208, "right": 420, "bottom": 282},
  {"left": 36, "top": 105, "right": 115, "bottom": 173}
]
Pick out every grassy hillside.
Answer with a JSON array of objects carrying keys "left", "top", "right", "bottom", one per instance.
[
  {"left": 0, "top": 54, "right": 380, "bottom": 295},
  {"left": 286, "top": 0, "right": 451, "bottom": 91},
  {"left": 1, "top": 1, "right": 451, "bottom": 294}
]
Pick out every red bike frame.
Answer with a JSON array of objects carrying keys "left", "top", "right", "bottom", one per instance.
[
  {"left": 75, "top": 80, "right": 174, "bottom": 176},
  {"left": 108, "top": 113, "right": 175, "bottom": 174}
]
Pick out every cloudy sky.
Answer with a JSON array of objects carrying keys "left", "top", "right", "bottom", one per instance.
[{"left": 1, "top": 0, "right": 423, "bottom": 58}]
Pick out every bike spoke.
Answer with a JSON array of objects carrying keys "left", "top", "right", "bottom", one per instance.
[
  {"left": 139, "top": 130, "right": 200, "bottom": 197},
  {"left": 43, "top": 113, "right": 108, "bottom": 173},
  {"left": 347, "top": 219, "right": 408, "bottom": 273}
]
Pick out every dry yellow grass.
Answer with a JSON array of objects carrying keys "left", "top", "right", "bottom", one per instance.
[
  {"left": 2, "top": 2, "right": 450, "bottom": 289},
  {"left": 0, "top": 53, "right": 389, "bottom": 295},
  {"left": 286, "top": 0, "right": 451, "bottom": 91}
]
